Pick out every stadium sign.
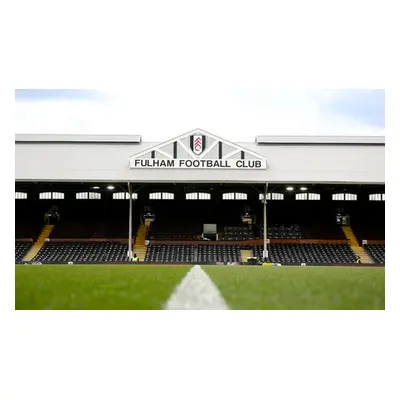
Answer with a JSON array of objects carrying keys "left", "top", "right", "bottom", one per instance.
[
  {"left": 129, "top": 129, "right": 268, "bottom": 170},
  {"left": 131, "top": 158, "right": 266, "bottom": 169}
]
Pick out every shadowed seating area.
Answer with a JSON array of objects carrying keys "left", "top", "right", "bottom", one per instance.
[
  {"left": 15, "top": 183, "right": 385, "bottom": 265},
  {"left": 15, "top": 241, "right": 32, "bottom": 262},
  {"left": 32, "top": 242, "right": 129, "bottom": 263},
  {"left": 364, "top": 244, "right": 385, "bottom": 264},
  {"left": 144, "top": 244, "right": 195, "bottom": 263},
  {"left": 144, "top": 244, "right": 243, "bottom": 263},
  {"left": 253, "top": 244, "right": 357, "bottom": 264},
  {"left": 197, "top": 245, "right": 242, "bottom": 263}
]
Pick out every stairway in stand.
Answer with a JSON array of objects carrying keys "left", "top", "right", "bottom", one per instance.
[
  {"left": 240, "top": 249, "right": 253, "bottom": 263},
  {"left": 341, "top": 225, "right": 373, "bottom": 264},
  {"left": 133, "top": 224, "right": 148, "bottom": 261},
  {"left": 22, "top": 224, "right": 54, "bottom": 262}
]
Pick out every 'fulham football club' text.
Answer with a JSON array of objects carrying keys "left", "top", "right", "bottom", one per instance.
[{"left": 131, "top": 159, "right": 266, "bottom": 169}]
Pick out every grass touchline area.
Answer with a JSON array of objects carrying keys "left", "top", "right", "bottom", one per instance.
[{"left": 15, "top": 264, "right": 385, "bottom": 310}]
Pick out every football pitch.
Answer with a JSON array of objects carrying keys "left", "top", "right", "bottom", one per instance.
[{"left": 15, "top": 264, "right": 385, "bottom": 310}]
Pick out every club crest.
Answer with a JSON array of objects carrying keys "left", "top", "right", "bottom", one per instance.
[{"left": 190, "top": 135, "right": 206, "bottom": 155}]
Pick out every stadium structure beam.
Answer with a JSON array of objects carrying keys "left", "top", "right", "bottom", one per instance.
[
  {"left": 263, "top": 183, "right": 268, "bottom": 260},
  {"left": 128, "top": 182, "right": 133, "bottom": 260}
]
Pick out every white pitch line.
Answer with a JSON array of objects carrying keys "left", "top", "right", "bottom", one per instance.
[{"left": 164, "top": 265, "right": 229, "bottom": 310}]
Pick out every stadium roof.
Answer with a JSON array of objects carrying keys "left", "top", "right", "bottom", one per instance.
[
  {"left": 256, "top": 135, "right": 385, "bottom": 145},
  {"left": 15, "top": 133, "right": 384, "bottom": 145},
  {"left": 15, "top": 134, "right": 142, "bottom": 143}
]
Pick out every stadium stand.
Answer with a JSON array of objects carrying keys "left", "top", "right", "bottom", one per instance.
[
  {"left": 15, "top": 221, "right": 43, "bottom": 240},
  {"left": 32, "top": 241, "right": 129, "bottom": 263},
  {"left": 145, "top": 244, "right": 195, "bottom": 263},
  {"left": 147, "top": 200, "right": 348, "bottom": 241},
  {"left": 253, "top": 244, "right": 357, "bottom": 264},
  {"left": 342, "top": 200, "right": 385, "bottom": 243},
  {"left": 15, "top": 196, "right": 58, "bottom": 239},
  {"left": 147, "top": 201, "right": 251, "bottom": 240},
  {"left": 145, "top": 244, "right": 243, "bottom": 263},
  {"left": 364, "top": 244, "right": 385, "bottom": 264},
  {"left": 15, "top": 206, "right": 43, "bottom": 240},
  {"left": 197, "top": 244, "right": 242, "bottom": 263},
  {"left": 260, "top": 201, "right": 347, "bottom": 240},
  {"left": 147, "top": 203, "right": 203, "bottom": 240},
  {"left": 352, "top": 220, "right": 385, "bottom": 243},
  {"left": 47, "top": 198, "right": 141, "bottom": 239},
  {"left": 15, "top": 241, "right": 32, "bottom": 262},
  {"left": 220, "top": 226, "right": 254, "bottom": 240},
  {"left": 50, "top": 220, "right": 138, "bottom": 239},
  {"left": 259, "top": 223, "right": 310, "bottom": 239},
  {"left": 144, "top": 243, "right": 358, "bottom": 264},
  {"left": 14, "top": 183, "right": 385, "bottom": 265}
]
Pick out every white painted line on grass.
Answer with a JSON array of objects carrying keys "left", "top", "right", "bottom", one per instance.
[{"left": 164, "top": 265, "right": 229, "bottom": 310}]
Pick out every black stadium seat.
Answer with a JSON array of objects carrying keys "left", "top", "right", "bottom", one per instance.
[
  {"left": 26, "top": 242, "right": 382, "bottom": 265},
  {"left": 15, "top": 241, "right": 32, "bottom": 262},
  {"left": 197, "top": 245, "right": 241, "bottom": 263},
  {"left": 145, "top": 244, "right": 242, "bottom": 263},
  {"left": 32, "top": 242, "right": 129, "bottom": 263},
  {"left": 220, "top": 226, "right": 254, "bottom": 241},
  {"left": 253, "top": 244, "right": 357, "bottom": 264},
  {"left": 145, "top": 244, "right": 195, "bottom": 263},
  {"left": 364, "top": 244, "right": 385, "bottom": 264},
  {"left": 259, "top": 224, "right": 310, "bottom": 239}
]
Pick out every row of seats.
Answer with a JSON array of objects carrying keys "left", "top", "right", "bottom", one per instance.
[
  {"left": 219, "top": 225, "right": 254, "bottom": 240},
  {"left": 17, "top": 214, "right": 376, "bottom": 242},
  {"left": 253, "top": 244, "right": 357, "bottom": 264},
  {"left": 31, "top": 242, "right": 129, "bottom": 263},
  {"left": 365, "top": 244, "right": 385, "bottom": 264},
  {"left": 260, "top": 224, "right": 311, "bottom": 239},
  {"left": 224, "top": 226, "right": 252, "bottom": 233},
  {"left": 15, "top": 241, "right": 32, "bottom": 262},
  {"left": 146, "top": 244, "right": 358, "bottom": 264},
  {"left": 197, "top": 245, "right": 241, "bottom": 263},
  {"left": 144, "top": 244, "right": 242, "bottom": 263},
  {"left": 15, "top": 241, "right": 385, "bottom": 265},
  {"left": 145, "top": 244, "right": 195, "bottom": 262}
]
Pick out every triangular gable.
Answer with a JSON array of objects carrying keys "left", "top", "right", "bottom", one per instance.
[{"left": 129, "top": 129, "right": 268, "bottom": 170}]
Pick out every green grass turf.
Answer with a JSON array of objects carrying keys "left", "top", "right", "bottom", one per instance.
[
  {"left": 15, "top": 265, "right": 191, "bottom": 310},
  {"left": 15, "top": 264, "right": 385, "bottom": 310},
  {"left": 204, "top": 266, "right": 385, "bottom": 310}
]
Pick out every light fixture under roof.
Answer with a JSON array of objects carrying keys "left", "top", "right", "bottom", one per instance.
[
  {"left": 92, "top": 186, "right": 100, "bottom": 189},
  {"left": 107, "top": 185, "right": 115, "bottom": 190},
  {"left": 286, "top": 186, "right": 294, "bottom": 191},
  {"left": 300, "top": 187, "right": 307, "bottom": 191}
]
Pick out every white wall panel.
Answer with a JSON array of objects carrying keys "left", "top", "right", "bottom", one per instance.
[{"left": 15, "top": 142, "right": 384, "bottom": 184}]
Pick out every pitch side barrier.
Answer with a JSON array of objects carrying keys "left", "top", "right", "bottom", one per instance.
[{"left": 16, "top": 261, "right": 384, "bottom": 267}]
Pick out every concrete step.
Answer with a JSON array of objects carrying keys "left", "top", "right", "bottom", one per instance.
[
  {"left": 240, "top": 249, "right": 253, "bottom": 263},
  {"left": 350, "top": 245, "right": 373, "bottom": 264},
  {"left": 22, "top": 224, "right": 54, "bottom": 262}
]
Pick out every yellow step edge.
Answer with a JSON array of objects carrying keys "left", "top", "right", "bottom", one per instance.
[
  {"left": 340, "top": 225, "right": 373, "bottom": 263},
  {"left": 22, "top": 224, "right": 55, "bottom": 262}
]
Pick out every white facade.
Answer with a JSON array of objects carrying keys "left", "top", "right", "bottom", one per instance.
[{"left": 15, "top": 129, "right": 385, "bottom": 184}]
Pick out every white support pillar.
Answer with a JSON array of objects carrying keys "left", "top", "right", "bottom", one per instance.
[
  {"left": 128, "top": 182, "right": 133, "bottom": 260},
  {"left": 263, "top": 183, "right": 268, "bottom": 260}
]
